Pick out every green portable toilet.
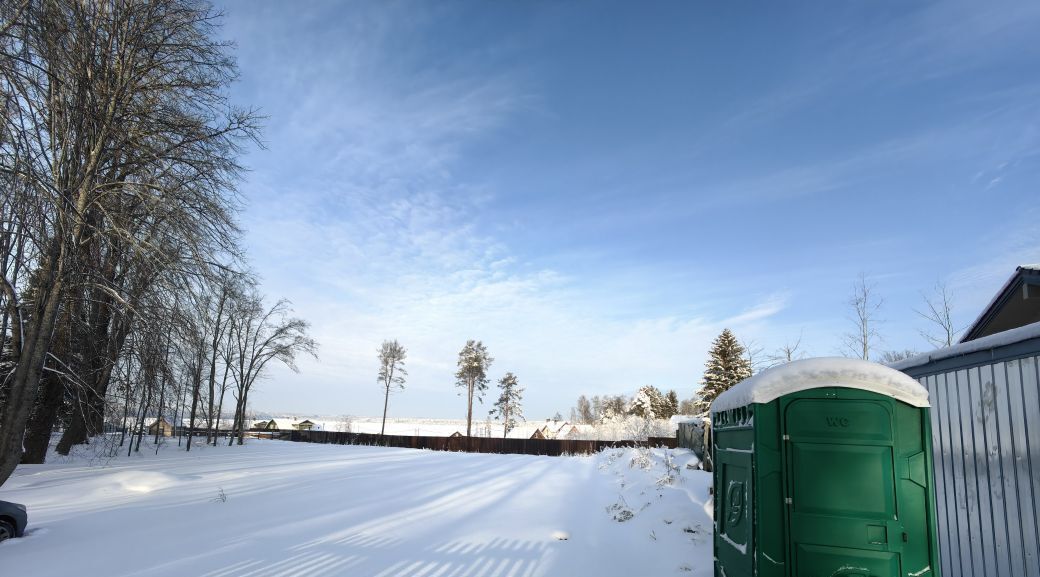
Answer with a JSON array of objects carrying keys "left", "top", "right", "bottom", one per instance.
[{"left": 710, "top": 357, "right": 941, "bottom": 577}]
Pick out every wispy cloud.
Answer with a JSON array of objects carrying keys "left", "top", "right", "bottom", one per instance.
[
  {"left": 226, "top": 2, "right": 797, "bottom": 417},
  {"left": 218, "top": 1, "right": 1040, "bottom": 416}
]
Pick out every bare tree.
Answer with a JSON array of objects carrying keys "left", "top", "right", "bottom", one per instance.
[
  {"left": 377, "top": 339, "right": 407, "bottom": 436},
  {"left": 916, "top": 281, "right": 960, "bottom": 348},
  {"left": 741, "top": 338, "right": 767, "bottom": 375},
  {"left": 455, "top": 340, "right": 493, "bottom": 437},
  {"left": 227, "top": 292, "right": 317, "bottom": 445},
  {"left": 842, "top": 274, "right": 883, "bottom": 361},
  {"left": 878, "top": 349, "right": 918, "bottom": 364},
  {"left": 767, "top": 333, "right": 805, "bottom": 367},
  {"left": 0, "top": 0, "right": 260, "bottom": 485},
  {"left": 573, "top": 395, "right": 594, "bottom": 424}
]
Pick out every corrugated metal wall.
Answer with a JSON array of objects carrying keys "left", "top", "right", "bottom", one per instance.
[{"left": 915, "top": 355, "right": 1040, "bottom": 577}]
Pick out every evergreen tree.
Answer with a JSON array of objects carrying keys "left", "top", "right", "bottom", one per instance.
[
  {"left": 663, "top": 390, "right": 680, "bottom": 419},
  {"left": 630, "top": 386, "right": 659, "bottom": 418},
  {"left": 647, "top": 385, "right": 668, "bottom": 418},
  {"left": 694, "top": 329, "right": 752, "bottom": 413},
  {"left": 603, "top": 395, "right": 624, "bottom": 417},
  {"left": 455, "top": 340, "right": 493, "bottom": 437},
  {"left": 490, "top": 372, "right": 524, "bottom": 437}
]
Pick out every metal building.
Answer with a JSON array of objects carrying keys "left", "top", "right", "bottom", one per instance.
[{"left": 892, "top": 266, "right": 1040, "bottom": 577}]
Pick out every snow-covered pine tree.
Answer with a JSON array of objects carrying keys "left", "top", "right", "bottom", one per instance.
[
  {"left": 629, "top": 386, "right": 658, "bottom": 419},
  {"left": 647, "top": 386, "right": 669, "bottom": 418},
  {"left": 664, "top": 390, "right": 680, "bottom": 419},
  {"left": 490, "top": 372, "right": 524, "bottom": 438},
  {"left": 694, "top": 328, "right": 752, "bottom": 413},
  {"left": 455, "top": 340, "right": 493, "bottom": 437}
]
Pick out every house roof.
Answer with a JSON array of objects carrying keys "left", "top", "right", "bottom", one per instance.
[{"left": 961, "top": 265, "right": 1040, "bottom": 342}]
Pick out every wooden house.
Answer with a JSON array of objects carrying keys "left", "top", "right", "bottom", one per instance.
[{"left": 146, "top": 417, "right": 174, "bottom": 437}]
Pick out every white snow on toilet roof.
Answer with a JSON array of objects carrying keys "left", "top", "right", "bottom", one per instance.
[{"left": 711, "top": 357, "right": 930, "bottom": 412}]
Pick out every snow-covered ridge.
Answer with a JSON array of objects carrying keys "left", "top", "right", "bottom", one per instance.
[{"left": 711, "top": 357, "right": 930, "bottom": 412}]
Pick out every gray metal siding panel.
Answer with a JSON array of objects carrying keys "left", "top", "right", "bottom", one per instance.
[
  {"left": 953, "top": 369, "right": 975, "bottom": 574},
  {"left": 1026, "top": 356, "right": 1040, "bottom": 573},
  {"left": 941, "top": 371, "right": 962, "bottom": 577},
  {"left": 1011, "top": 357, "right": 1040, "bottom": 575},
  {"left": 912, "top": 353, "right": 1040, "bottom": 577},
  {"left": 927, "top": 374, "right": 954, "bottom": 577},
  {"left": 967, "top": 366, "right": 995, "bottom": 576},
  {"left": 980, "top": 363, "right": 1013, "bottom": 577},
  {"left": 996, "top": 361, "right": 1027, "bottom": 577}
]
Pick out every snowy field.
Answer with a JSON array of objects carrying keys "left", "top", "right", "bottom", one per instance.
[{"left": 0, "top": 440, "right": 713, "bottom": 577}]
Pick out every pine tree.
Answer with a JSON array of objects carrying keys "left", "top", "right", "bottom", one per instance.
[
  {"left": 455, "top": 340, "right": 493, "bottom": 437},
  {"left": 630, "top": 386, "right": 658, "bottom": 418},
  {"left": 377, "top": 339, "right": 407, "bottom": 436},
  {"left": 694, "top": 329, "right": 752, "bottom": 413},
  {"left": 490, "top": 372, "right": 524, "bottom": 437},
  {"left": 647, "top": 386, "right": 668, "bottom": 418},
  {"left": 663, "top": 390, "right": 680, "bottom": 419}
]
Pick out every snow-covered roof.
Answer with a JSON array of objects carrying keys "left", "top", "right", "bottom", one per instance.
[
  {"left": 266, "top": 418, "right": 299, "bottom": 430},
  {"left": 888, "top": 320, "right": 1040, "bottom": 372},
  {"left": 711, "top": 357, "right": 930, "bottom": 412}
]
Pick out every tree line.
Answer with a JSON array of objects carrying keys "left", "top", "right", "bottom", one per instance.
[{"left": 0, "top": 0, "right": 316, "bottom": 488}]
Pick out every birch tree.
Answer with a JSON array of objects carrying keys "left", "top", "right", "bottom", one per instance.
[
  {"left": 842, "top": 273, "right": 883, "bottom": 361},
  {"left": 916, "top": 281, "right": 960, "bottom": 348}
]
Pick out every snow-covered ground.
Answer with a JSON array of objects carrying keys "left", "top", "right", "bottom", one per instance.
[{"left": 1, "top": 440, "right": 713, "bottom": 577}]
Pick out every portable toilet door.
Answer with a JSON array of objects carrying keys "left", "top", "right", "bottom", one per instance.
[
  {"left": 711, "top": 358, "right": 941, "bottom": 577},
  {"left": 781, "top": 387, "right": 937, "bottom": 577}
]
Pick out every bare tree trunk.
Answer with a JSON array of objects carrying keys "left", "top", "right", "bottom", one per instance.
[
  {"left": 228, "top": 396, "right": 241, "bottom": 447},
  {"left": 118, "top": 375, "right": 132, "bottom": 447},
  {"left": 205, "top": 287, "right": 228, "bottom": 445},
  {"left": 466, "top": 382, "right": 474, "bottom": 437},
  {"left": 236, "top": 388, "right": 249, "bottom": 446},
  {"left": 213, "top": 363, "right": 230, "bottom": 445},
  {"left": 0, "top": 245, "right": 66, "bottom": 484},
  {"left": 185, "top": 346, "right": 204, "bottom": 452},
  {"left": 380, "top": 382, "right": 391, "bottom": 436},
  {"left": 153, "top": 381, "right": 165, "bottom": 447},
  {"left": 21, "top": 370, "right": 64, "bottom": 463},
  {"left": 131, "top": 369, "right": 153, "bottom": 456}
]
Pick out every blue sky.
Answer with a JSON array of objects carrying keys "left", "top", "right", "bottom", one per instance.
[{"left": 217, "top": 0, "right": 1040, "bottom": 419}]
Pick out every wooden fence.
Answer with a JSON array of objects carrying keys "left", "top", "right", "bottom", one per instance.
[{"left": 274, "top": 429, "right": 676, "bottom": 456}]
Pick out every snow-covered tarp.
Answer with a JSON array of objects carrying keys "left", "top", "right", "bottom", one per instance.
[
  {"left": 711, "top": 357, "right": 930, "bottom": 412},
  {"left": 888, "top": 320, "right": 1040, "bottom": 372}
]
